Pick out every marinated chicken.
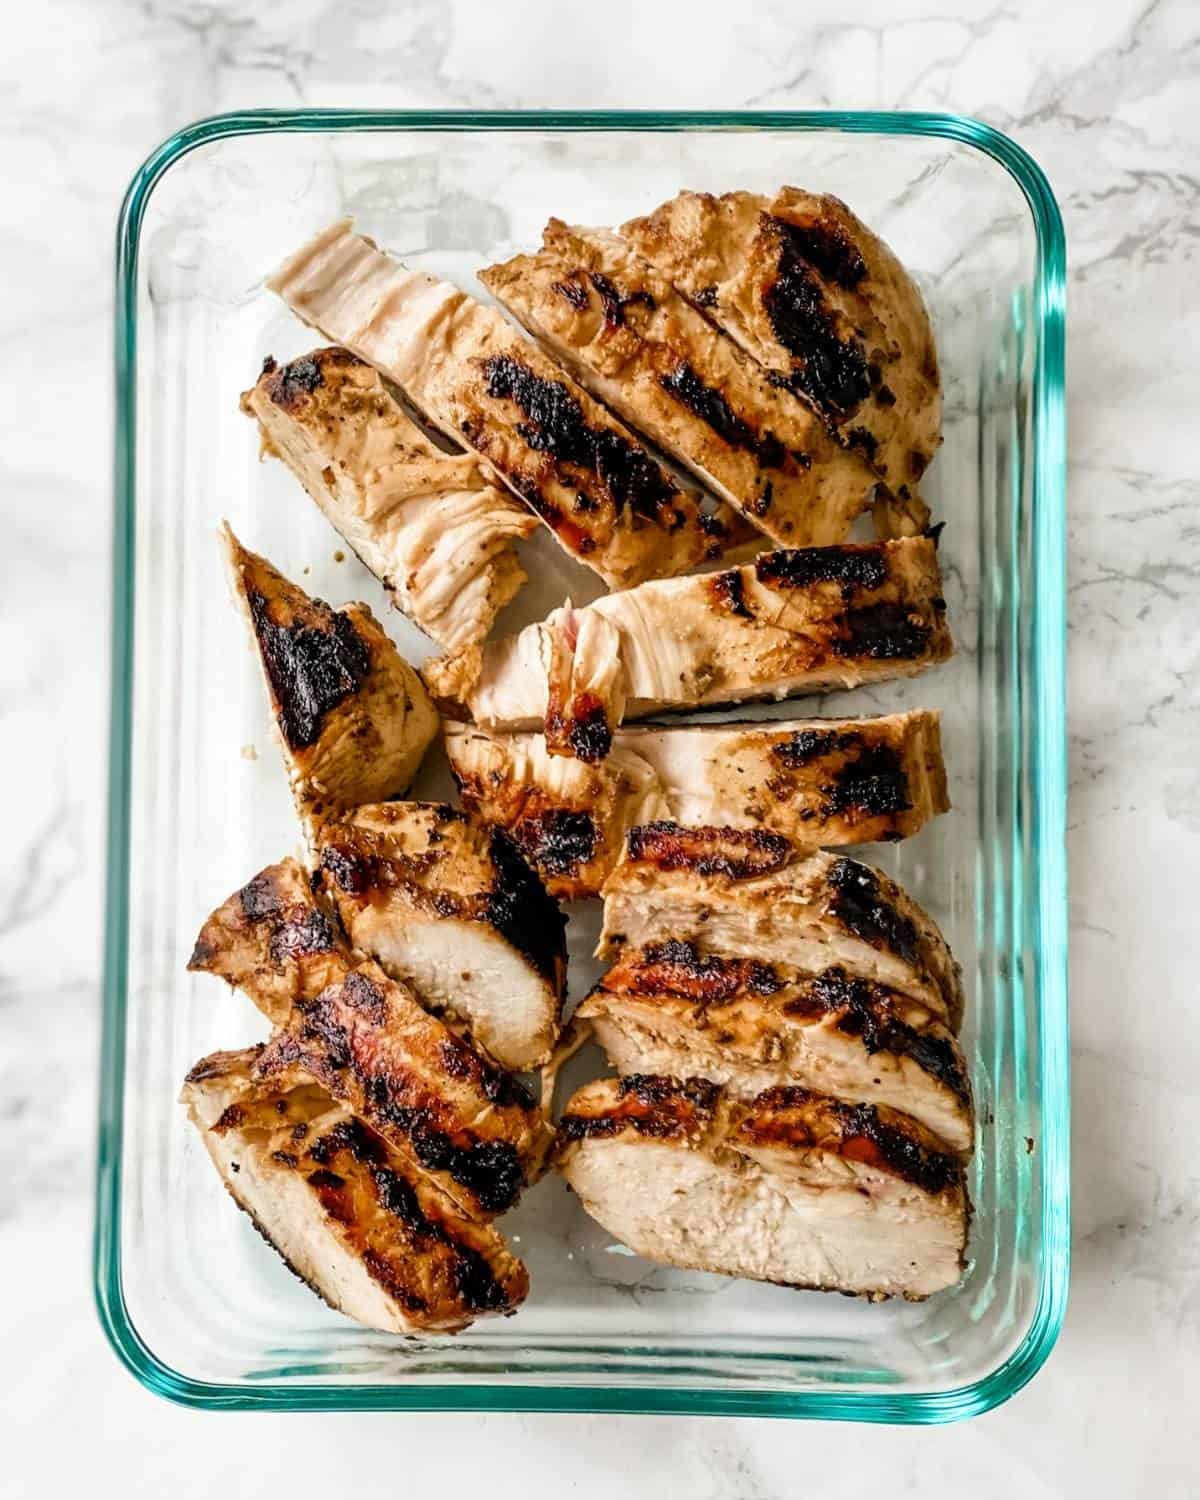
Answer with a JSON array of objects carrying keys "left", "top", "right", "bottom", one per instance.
[
  {"left": 556, "top": 1076, "right": 968, "bottom": 1299},
  {"left": 241, "top": 346, "right": 536, "bottom": 697},
  {"left": 621, "top": 189, "right": 941, "bottom": 534},
  {"left": 542, "top": 601, "right": 627, "bottom": 762},
  {"left": 599, "top": 827, "right": 964, "bottom": 1030},
  {"left": 481, "top": 221, "right": 877, "bottom": 548},
  {"left": 445, "top": 723, "right": 670, "bottom": 901},
  {"left": 316, "top": 802, "right": 567, "bottom": 1072},
  {"left": 182, "top": 1048, "right": 529, "bottom": 1333},
  {"left": 267, "top": 220, "right": 739, "bottom": 589},
  {"left": 448, "top": 537, "right": 952, "bottom": 739},
  {"left": 579, "top": 943, "right": 973, "bottom": 1152},
  {"left": 446, "top": 709, "right": 947, "bottom": 896},
  {"left": 223, "top": 525, "right": 438, "bottom": 841},
  {"left": 188, "top": 857, "right": 554, "bottom": 1219}
]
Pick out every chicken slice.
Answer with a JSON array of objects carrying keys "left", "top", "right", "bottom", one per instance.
[
  {"left": 599, "top": 828, "right": 964, "bottom": 1030},
  {"left": 445, "top": 723, "right": 669, "bottom": 901},
  {"left": 555, "top": 1076, "right": 968, "bottom": 1300},
  {"left": 579, "top": 942, "right": 973, "bottom": 1152},
  {"left": 445, "top": 536, "right": 951, "bottom": 734},
  {"left": 621, "top": 188, "right": 941, "bottom": 534},
  {"left": 542, "top": 601, "right": 626, "bottom": 762},
  {"left": 240, "top": 346, "right": 535, "bottom": 692},
  {"left": 187, "top": 857, "right": 554, "bottom": 1219},
  {"left": 481, "top": 221, "right": 876, "bottom": 548},
  {"left": 182, "top": 1048, "right": 528, "bottom": 1333},
  {"left": 446, "top": 709, "right": 947, "bottom": 896},
  {"left": 315, "top": 802, "right": 566, "bottom": 1072},
  {"left": 222, "top": 525, "right": 438, "bottom": 843},
  {"left": 267, "top": 220, "right": 739, "bottom": 590}
]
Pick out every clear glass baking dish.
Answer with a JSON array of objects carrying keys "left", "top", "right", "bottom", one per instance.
[{"left": 95, "top": 110, "right": 1068, "bottom": 1421}]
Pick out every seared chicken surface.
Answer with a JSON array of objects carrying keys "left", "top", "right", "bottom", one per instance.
[
  {"left": 621, "top": 189, "right": 941, "bottom": 534},
  {"left": 241, "top": 346, "right": 536, "bottom": 696},
  {"left": 182, "top": 1048, "right": 529, "bottom": 1332},
  {"left": 599, "top": 827, "right": 964, "bottom": 1030},
  {"left": 556, "top": 1076, "right": 968, "bottom": 1299},
  {"left": 580, "top": 942, "right": 973, "bottom": 1152},
  {"left": 268, "top": 220, "right": 739, "bottom": 589},
  {"left": 447, "top": 710, "right": 947, "bottom": 896},
  {"left": 450, "top": 537, "right": 952, "bottom": 738},
  {"left": 188, "top": 857, "right": 554, "bottom": 1219},
  {"left": 316, "top": 802, "right": 566, "bottom": 1071},
  {"left": 481, "top": 221, "right": 877, "bottom": 548},
  {"left": 223, "top": 525, "right": 438, "bottom": 841}
]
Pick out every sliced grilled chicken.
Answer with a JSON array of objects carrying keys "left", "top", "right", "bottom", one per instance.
[
  {"left": 187, "top": 858, "right": 554, "bottom": 1219},
  {"left": 579, "top": 943, "right": 972, "bottom": 1151},
  {"left": 599, "top": 828, "right": 963, "bottom": 1030},
  {"left": 449, "top": 537, "right": 952, "bottom": 735},
  {"left": 445, "top": 723, "right": 669, "bottom": 901},
  {"left": 481, "top": 221, "right": 876, "bottom": 548},
  {"left": 315, "top": 802, "right": 566, "bottom": 1071},
  {"left": 446, "top": 710, "right": 947, "bottom": 895},
  {"left": 222, "top": 525, "right": 438, "bottom": 841},
  {"left": 182, "top": 1048, "right": 528, "bottom": 1333},
  {"left": 187, "top": 855, "right": 347, "bottom": 1026},
  {"left": 240, "top": 346, "right": 535, "bottom": 695},
  {"left": 621, "top": 188, "right": 941, "bottom": 534},
  {"left": 254, "top": 959, "right": 554, "bottom": 1220},
  {"left": 542, "top": 601, "right": 626, "bottom": 762},
  {"left": 556, "top": 1076, "right": 968, "bottom": 1299},
  {"left": 267, "top": 220, "right": 739, "bottom": 589}
]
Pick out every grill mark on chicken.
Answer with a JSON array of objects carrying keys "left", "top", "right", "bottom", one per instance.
[
  {"left": 621, "top": 940, "right": 784, "bottom": 1003},
  {"left": 498, "top": 805, "right": 600, "bottom": 879},
  {"left": 547, "top": 691, "right": 613, "bottom": 763},
  {"left": 834, "top": 601, "right": 934, "bottom": 660},
  {"left": 558, "top": 1073, "right": 720, "bottom": 1144},
  {"left": 754, "top": 545, "right": 889, "bottom": 593},
  {"left": 827, "top": 859, "right": 919, "bottom": 965},
  {"left": 482, "top": 828, "right": 571, "bottom": 989},
  {"left": 708, "top": 568, "right": 755, "bottom": 619},
  {"left": 738, "top": 1088, "right": 961, "bottom": 1196},
  {"left": 657, "top": 361, "right": 788, "bottom": 468},
  {"left": 762, "top": 216, "right": 872, "bottom": 423},
  {"left": 258, "top": 350, "right": 338, "bottom": 410},
  {"left": 245, "top": 587, "right": 372, "bottom": 751},
  {"left": 819, "top": 741, "right": 912, "bottom": 818},
  {"left": 587, "top": 270, "right": 656, "bottom": 327},
  {"left": 626, "top": 822, "right": 792, "bottom": 879},
  {"left": 482, "top": 356, "right": 683, "bottom": 528}
]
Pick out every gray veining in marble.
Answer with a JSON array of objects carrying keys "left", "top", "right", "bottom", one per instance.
[{"left": 2, "top": 0, "right": 1198, "bottom": 1494}]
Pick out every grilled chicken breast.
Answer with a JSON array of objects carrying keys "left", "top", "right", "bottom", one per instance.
[
  {"left": 450, "top": 537, "right": 951, "bottom": 737},
  {"left": 621, "top": 189, "right": 941, "bottom": 534},
  {"left": 445, "top": 723, "right": 670, "bottom": 901},
  {"left": 223, "top": 525, "right": 438, "bottom": 841},
  {"left": 599, "top": 827, "right": 964, "bottom": 1030},
  {"left": 241, "top": 346, "right": 536, "bottom": 695},
  {"left": 579, "top": 943, "right": 973, "bottom": 1152},
  {"left": 556, "top": 1076, "right": 968, "bottom": 1299},
  {"left": 315, "top": 802, "right": 566, "bottom": 1071},
  {"left": 188, "top": 857, "right": 553, "bottom": 1219},
  {"left": 481, "top": 221, "right": 877, "bottom": 549},
  {"left": 541, "top": 601, "right": 627, "bottom": 762},
  {"left": 267, "top": 220, "right": 738, "bottom": 589},
  {"left": 182, "top": 1048, "right": 528, "bottom": 1332},
  {"left": 446, "top": 710, "right": 947, "bottom": 896}
]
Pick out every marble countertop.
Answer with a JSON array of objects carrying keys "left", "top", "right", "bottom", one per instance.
[{"left": 4, "top": 0, "right": 1197, "bottom": 1493}]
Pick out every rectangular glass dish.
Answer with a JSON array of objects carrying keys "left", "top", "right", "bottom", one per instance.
[{"left": 96, "top": 111, "right": 1068, "bottom": 1422}]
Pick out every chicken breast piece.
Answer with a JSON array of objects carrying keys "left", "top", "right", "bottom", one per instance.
[
  {"left": 542, "top": 601, "right": 626, "bottom": 762},
  {"left": 446, "top": 710, "right": 947, "bottom": 896},
  {"left": 240, "top": 346, "right": 536, "bottom": 693},
  {"left": 555, "top": 1076, "right": 968, "bottom": 1299},
  {"left": 315, "top": 802, "right": 567, "bottom": 1072},
  {"left": 182, "top": 1048, "right": 528, "bottom": 1333},
  {"left": 621, "top": 189, "right": 941, "bottom": 533},
  {"left": 599, "top": 827, "right": 964, "bottom": 1030},
  {"left": 222, "top": 525, "right": 438, "bottom": 842},
  {"left": 255, "top": 959, "right": 554, "bottom": 1220},
  {"left": 187, "top": 855, "right": 347, "bottom": 1026},
  {"left": 445, "top": 723, "right": 670, "bottom": 901},
  {"left": 267, "top": 220, "right": 739, "bottom": 590},
  {"left": 579, "top": 942, "right": 973, "bottom": 1152},
  {"left": 448, "top": 536, "right": 951, "bottom": 735},
  {"left": 481, "top": 221, "right": 876, "bottom": 548}
]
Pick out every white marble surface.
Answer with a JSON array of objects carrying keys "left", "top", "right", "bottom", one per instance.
[{"left": 2, "top": 0, "right": 1197, "bottom": 1492}]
